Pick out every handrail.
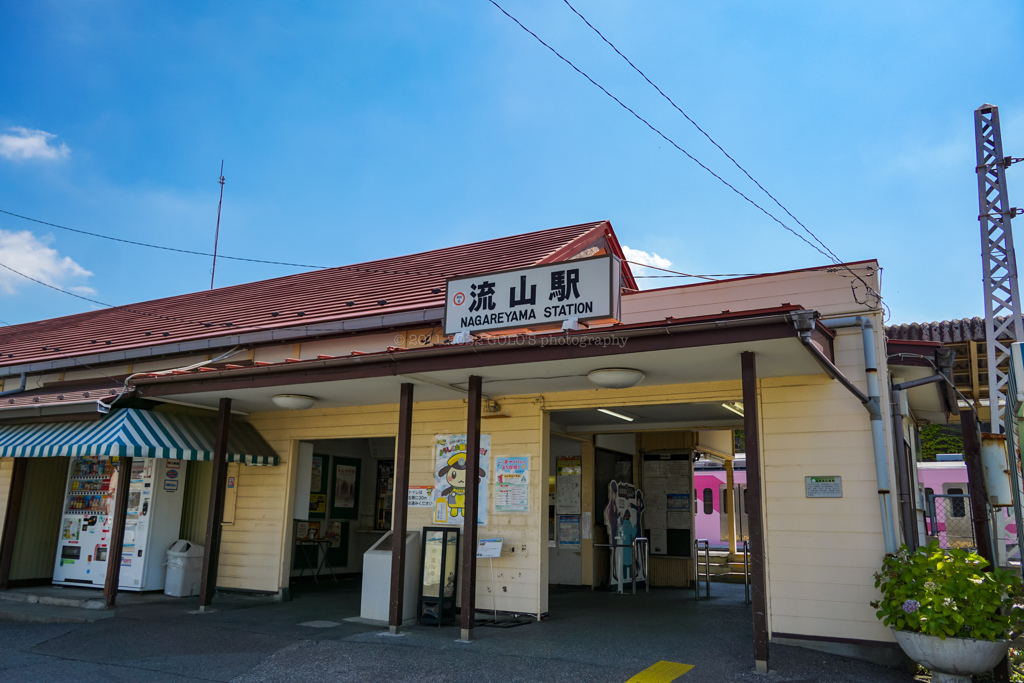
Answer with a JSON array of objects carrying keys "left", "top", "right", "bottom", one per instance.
[
  {"left": 632, "top": 537, "right": 650, "bottom": 594},
  {"left": 694, "top": 539, "right": 711, "bottom": 600},
  {"left": 742, "top": 540, "right": 751, "bottom": 605}
]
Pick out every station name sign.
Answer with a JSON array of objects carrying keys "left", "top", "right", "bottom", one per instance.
[{"left": 444, "top": 255, "right": 622, "bottom": 335}]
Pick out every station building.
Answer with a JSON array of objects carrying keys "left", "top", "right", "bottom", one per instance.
[{"left": 0, "top": 220, "right": 952, "bottom": 670}]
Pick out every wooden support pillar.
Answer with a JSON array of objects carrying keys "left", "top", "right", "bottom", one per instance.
[
  {"left": 741, "top": 352, "right": 770, "bottom": 674},
  {"left": 103, "top": 456, "right": 133, "bottom": 608},
  {"left": 460, "top": 375, "right": 482, "bottom": 641},
  {"left": 0, "top": 458, "right": 28, "bottom": 590},
  {"left": 388, "top": 383, "right": 414, "bottom": 634},
  {"left": 961, "top": 408, "right": 995, "bottom": 567},
  {"left": 199, "top": 397, "right": 232, "bottom": 610},
  {"left": 725, "top": 460, "right": 737, "bottom": 555}
]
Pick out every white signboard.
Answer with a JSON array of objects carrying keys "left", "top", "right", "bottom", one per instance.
[
  {"left": 476, "top": 538, "right": 503, "bottom": 559},
  {"left": 444, "top": 256, "right": 621, "bottom": 335},
  {"left": 408, "top": 486, "right": 434, "bottom": 508}
]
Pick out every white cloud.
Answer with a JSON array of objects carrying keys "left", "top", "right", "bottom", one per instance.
[
  {"left": 0, "top": 127, "right": 71, "bottom": 161},
  {"left": 621, "top": 246, "right": 672, "bottom": 270},
  {"left": 0, "top": 230, "right": 93, "bottom": 296}
]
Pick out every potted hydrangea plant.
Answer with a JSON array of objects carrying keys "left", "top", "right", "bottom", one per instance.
[{"left": 872, "top": 541, "right": 1024, "bottom": 682}]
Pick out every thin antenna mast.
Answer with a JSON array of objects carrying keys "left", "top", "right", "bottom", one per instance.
[{"left": 210, "top": 160, "right": 225, "bottom": 289}]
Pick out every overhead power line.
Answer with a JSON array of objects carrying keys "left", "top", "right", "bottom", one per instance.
[
  {"left": 487, "top": 0, "right": 887, "bottom": 318},
  {"left": 0, "top": 208, "right": 448, "bottom": 278},
  {"left": 560, "top": 0, "right": 842, "bottom": 265},
  {"left": 485, "top": 0, "right": 833, "bottom": 263}
]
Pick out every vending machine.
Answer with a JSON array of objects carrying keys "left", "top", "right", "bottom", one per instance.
[{"left": 53, "top": 456, "right": 187, "bottom": 591}]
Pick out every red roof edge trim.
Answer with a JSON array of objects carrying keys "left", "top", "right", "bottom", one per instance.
[{"left": 538, "top": 220, "right": 639, "bottom": 292}]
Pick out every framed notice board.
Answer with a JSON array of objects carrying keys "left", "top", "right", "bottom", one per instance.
[
  {"left": 308, "top": 455, "right": 327, "bottom": 520},
  {"left": 642, "top": 452, "right": 693, "bottom": 558},
  {"left": 330, "top": 456, "right": 361, "bottom": 520}
]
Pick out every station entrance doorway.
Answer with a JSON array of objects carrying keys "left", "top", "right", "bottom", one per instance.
[
  {"left": 546, "top": 402, "right": 746, "bottom": 596},
  {"left": 288, "top": 437, "right": 396, "bottom": 588}
]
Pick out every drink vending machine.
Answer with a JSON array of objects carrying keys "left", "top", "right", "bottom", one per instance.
[{"left": 53, "top": 456, "right": 187, "bottom": 591}]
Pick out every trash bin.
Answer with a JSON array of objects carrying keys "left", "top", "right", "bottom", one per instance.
[{"left": 165, "top": 539, "right": 204, "bottom": 597}]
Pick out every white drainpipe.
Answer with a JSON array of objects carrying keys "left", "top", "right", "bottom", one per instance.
[{"left": 823, "top": 316, "right": 898, "bottom": 554}]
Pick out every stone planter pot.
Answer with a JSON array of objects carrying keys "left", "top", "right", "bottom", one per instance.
[{"left": 892, "top": 629, "right": 1010, "bottom": 683}]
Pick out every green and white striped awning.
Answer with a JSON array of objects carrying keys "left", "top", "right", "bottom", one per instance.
[{"left": 0, "top": 408, "right": 279, "bottom": 466}]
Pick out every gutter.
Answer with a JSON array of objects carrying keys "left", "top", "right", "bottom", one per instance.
[{"left": 0, "top": 307, "right": 446, "bottom": 377}]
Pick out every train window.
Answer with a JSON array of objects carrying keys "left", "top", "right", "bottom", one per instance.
[
  {"left": 948, "top": 487, "right": 966, "bottom": 518},
  {"left": 694, "top": 489, "right": 698, "bottom": 514},
  {"left": 703, "top": 488, "right": 713, "bottom": 515}
]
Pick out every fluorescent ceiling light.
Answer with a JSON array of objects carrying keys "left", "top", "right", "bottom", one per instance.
[
  {"left": 597, "top": 407, "right": 636, "bottom": 422},
  {"left": 721, "top": 402, "right": 744, "bottom": 417}
]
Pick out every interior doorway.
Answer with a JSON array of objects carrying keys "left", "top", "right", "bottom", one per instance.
[{"left": 289, "top": 437, "right": 396, "bottom": 585}]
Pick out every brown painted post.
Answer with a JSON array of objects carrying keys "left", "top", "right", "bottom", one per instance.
[
  {"left": 199, "top": 397, "right": 232, "bottom": 609},
  {"left": 741, "top": 352, "right": 770, "bottom": 674},
  {"left": 388, "top": 382, "right": 414, "bottom": 634},
  {"left": 460, "top": 375, "right": 482, "bottom": 641},
  {"left": 103, "top": 456, "right": 133, "bottom": 608},
  {"left": 960, "top": 408, "right": 995, "bottom": 567},
  {"left": 0, "top": 458, "right": 28, "bottom": 590}
]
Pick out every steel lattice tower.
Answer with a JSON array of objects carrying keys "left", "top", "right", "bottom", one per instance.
[{"left": 976, "top": 103, "right": 1024, "bottom": 431}]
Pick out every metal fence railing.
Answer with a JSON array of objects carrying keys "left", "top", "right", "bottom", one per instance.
[{"left": 926, "top": 494, "right": 976, "bottom": 551}]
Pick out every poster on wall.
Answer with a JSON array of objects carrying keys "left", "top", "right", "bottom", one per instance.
[
  {"left": 311, "top": 456, "right": 323, "bottom": 491},
  {"left": 558, "top": 515, "right": 581, "bottom": 548},
  {"left": 327, "top": 521, "right": 343, "bottom": 548},
  {"left": 432, "top": 434, "right": 489, "bottom": 526},
  {"left": 329, "top": 457, "right": 361, "bottom": 520},
  {"left": 494, "top": 455, "right": 530, "bottom": 513},
  {"left": 555, "top": 456, "right": 582, "bottom": 515},
  {"left": 308, "top": 455, "right": 327, "bottom": 520}
]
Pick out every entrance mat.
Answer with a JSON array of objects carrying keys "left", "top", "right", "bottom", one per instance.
[{"left": 479, "top": 618, "right": 531, "bottom": 629}]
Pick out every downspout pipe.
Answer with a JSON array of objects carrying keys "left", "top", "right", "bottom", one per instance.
[
  {"left": 890, "top": 375, "right": 945, "bottom": 550},
  {"left": 0, "top": 373, "right": 27, "bottom": 397},
  {"left": 821, "top": 316, "right": 899, "bottom": 554}
]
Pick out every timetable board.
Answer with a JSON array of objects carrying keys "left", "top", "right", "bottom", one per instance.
[{"left": 642, "top": 453, "right": 693, "bottom": 558}]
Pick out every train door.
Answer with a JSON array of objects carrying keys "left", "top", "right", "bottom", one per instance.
[{"left": 719, "top": 483, "right": 749, "bottom": 542}]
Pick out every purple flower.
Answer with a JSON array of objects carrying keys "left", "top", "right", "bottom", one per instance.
[{"left": 902, "top": 599, "right": 920, "bottom": 614}]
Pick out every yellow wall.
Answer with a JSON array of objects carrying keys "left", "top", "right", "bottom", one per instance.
[
  {"left": 0, "top": 458, "right": 12, "bottom": 542},
  {"left": 246, "top": 395, "right": 548, "bottom": 613}
]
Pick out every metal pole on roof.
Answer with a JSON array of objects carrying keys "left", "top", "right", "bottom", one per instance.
[
  {"left": 975, "top": 105, "right": 1024, "bottom": 431},
  {"left": 211, "top": 160, "right": 226, "bottom": 290}
]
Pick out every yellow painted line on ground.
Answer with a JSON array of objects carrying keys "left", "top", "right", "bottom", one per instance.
[{"left": 625, "top": 660, "right": 694, "bottom": 682}]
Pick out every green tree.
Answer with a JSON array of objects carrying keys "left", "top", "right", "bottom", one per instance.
[{"left": 918, "top": 424, "right": 964, "bottom": 461}]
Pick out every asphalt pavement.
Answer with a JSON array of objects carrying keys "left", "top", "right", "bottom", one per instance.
[{"left": 0, "top": 580, "right": 923, "bottom": 682}]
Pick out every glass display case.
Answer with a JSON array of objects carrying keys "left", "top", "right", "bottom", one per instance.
[{"left": 417, "top": 526, "right": 459, "bottom": 625}]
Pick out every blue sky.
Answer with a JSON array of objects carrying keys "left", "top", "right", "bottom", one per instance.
[{"left": 1, "top": 1, "right": 1022, "bottom": 327}]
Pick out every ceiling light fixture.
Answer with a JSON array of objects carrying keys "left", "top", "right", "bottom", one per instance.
[
  {"left": 272, "top": 394, "right": 318, "bottom": 410},
  {"left": 722, "top": 402, "right": 744, "bottom": 417},
  {"left": 597, "top": 407, "right": 636, "bottom": 422},
  {"left": 587, "top": 368, "right": 645, "bottom": 389}
]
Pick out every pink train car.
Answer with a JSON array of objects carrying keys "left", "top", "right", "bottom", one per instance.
[{"left": 693, "top": 456, "right": 1017, "bottom": 558}]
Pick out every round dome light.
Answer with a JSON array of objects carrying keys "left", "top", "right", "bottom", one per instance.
[
  {"left": 272, "top": 394, "right": 318, "bottom": 410},
  {"left": 587, "top": 368, "right": 645, "bottom": 389}
]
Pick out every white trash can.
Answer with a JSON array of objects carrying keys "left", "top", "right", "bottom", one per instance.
[{"left": 164, "top": 540, "right": 205, "bottom": 597}]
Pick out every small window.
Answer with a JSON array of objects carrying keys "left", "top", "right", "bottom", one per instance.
[
  {"left": 694, "top": 489, "right": 698, "bottom": 514},
  {"left": 703, "top": 488, "right": 713, "bottom": 515},
  {"left": 948, "top": 487, "right": 966, "bottom": 518}
]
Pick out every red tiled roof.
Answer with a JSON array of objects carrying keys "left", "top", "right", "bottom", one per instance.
[{"left": 0, "top": 221, "right": 631, "bottom": 369}]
